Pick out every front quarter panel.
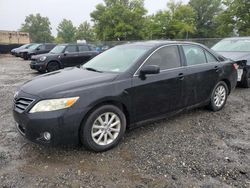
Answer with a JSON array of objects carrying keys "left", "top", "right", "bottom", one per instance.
[{"left": 75, "top": 78, "right": 132, "bottom": 125}]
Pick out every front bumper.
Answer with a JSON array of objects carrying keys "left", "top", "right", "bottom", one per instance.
[
  {"left": 13, "top": 91, "right": 83, "bottom": 146},
  {"left": 30, "top": 61, "right": 47, "bottom": 72}
]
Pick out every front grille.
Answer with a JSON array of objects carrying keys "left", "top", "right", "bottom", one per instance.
[{"left": 14, "top": 97, "right": 35, "bottom": 113}]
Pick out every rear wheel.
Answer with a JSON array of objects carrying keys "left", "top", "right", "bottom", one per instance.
[
  {"left": 47, "top": 61, "right": 60, "bottom": 72},
  {"left": 80, "top": 105, "right": 126, "bottom": 152},
  {"left": 208, "top": 81, "right": 228, "bottom": 111},
  {"left": 241, "top": 68, "right": 250, "bottom": 88}
]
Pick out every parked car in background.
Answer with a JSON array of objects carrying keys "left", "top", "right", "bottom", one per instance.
[
  {"left": 30, "top": 43, "right": 99, "bottom": 73},
  {"left": 212, "top": 37, "right": 250, "bottom": 88},
  {"left": 20, "top": 43, "right": 56, "bottom": 60},
  {"left": 13, "top": 41, "right": 238, "bottom": 151},
  {"left": 11, "top": 43, "right": 34, "bottom": 57}
]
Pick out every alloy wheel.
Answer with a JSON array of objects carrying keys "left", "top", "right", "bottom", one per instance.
[
  {"left": 91, "top": 112, "right": 121, "bottom": 146},
  {"left": 214, "top": 85, "right": 226, "bottom": 107}
]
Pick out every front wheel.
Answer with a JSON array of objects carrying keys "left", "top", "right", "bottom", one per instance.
[
  {"left": 47, "top": 61, "right": 60, "bottom": 72},
  {"left": 80, "top": 105, "right": 126, "bottom": 152},
  {"left": 23, "top": 53, "right": 28, "bottom": 60},
  {"left": 208, "top": 81, "right": 228, "bottom": 111}
]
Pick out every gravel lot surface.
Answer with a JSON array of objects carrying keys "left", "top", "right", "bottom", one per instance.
[{"left": 0, "top": 54, "right": 249, "bottom": 188}]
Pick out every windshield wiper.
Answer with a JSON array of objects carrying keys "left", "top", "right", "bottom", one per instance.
[{"left": 84, "top": 67, "right": 103, "bottom": 73}]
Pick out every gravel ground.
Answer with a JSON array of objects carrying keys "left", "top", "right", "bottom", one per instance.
[{"left": 0, "top": 54, "right": 249, "bottom": 188}]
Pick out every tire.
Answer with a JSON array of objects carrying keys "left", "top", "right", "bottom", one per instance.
[
  {"left": 241, "top": 68, "right": 250, "bottom": 88},
  {"left": 47, "top": 61, "right": 60, "bottom": 72},
  {"left": 208, "top": 81, "right": 228, "bottom": 111},
  {"left": 38, "top": 70, "right": 46, "bottom": 74},
  {"left": 23, "top": 53, "right": 28, "bottom": 60},
  {"left": 80, "top": 105, "right": 126, "bottom": 152}
]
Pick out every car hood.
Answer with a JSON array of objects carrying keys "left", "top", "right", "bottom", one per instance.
[
  {"left": 216, "top": 51, "right": 250, "bottom": 62},
  {"left": 31, "top": 53, "right": 51, "bottom": 60},
  {"left": 20, "top": 67, "right": 118, "bottom": 98},
  {"left": 19, "top": 49, "right": 29, "bottom": 53}
]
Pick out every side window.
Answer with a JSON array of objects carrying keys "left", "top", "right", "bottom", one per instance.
[
  {"left": 65, "top": 45, "right": 78, "bottom": 53},
  {"left": 38, "top": 45, "right": 46, "bottom": 50},
  {"left": 78, "top": 45, "right": 89, "bottom": 52},
  {"left": 46, "top": 44, "right": 55, "bottom": 50},
  {"left": 183, "top": 45, "right": 207, "bottom": 66},
  {"left": 144, "top": 46, "right": 181, "bottom": 70},
  {"left": 205, "top": 51, "right": 218, "bottom": 63}
]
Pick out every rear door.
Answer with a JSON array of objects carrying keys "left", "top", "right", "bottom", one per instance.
[
  {"left": 181, "top": 44, "right": 221, "bottom": 106},
  {"left": 61, "top": 45, "right": 79, "bottom": 67},
  {"left": 131, "top": 45, "right": 186, "bottom": 122},
  {"left": 78, "top": 45, "right": 96, "bottom": 65}
]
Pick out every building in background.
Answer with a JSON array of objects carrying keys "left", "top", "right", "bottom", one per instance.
[{"left": 0, "top": 30, "right": 30, "bottom": 44}]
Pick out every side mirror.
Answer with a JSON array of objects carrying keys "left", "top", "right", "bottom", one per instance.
[
  {"left": 36, "top": 47, "right": 40, "bottom": 51},
  {"left": 140, "top": 65, "right": 160, "bottom": 76},
  {"left": 64, "top": 51, "right": 68, "bottom": 56}
]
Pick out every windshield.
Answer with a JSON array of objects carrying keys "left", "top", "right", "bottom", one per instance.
[
  {"left": 50, "top": 45, "right": 66, "bottom": 54},
  {"left": 212, "top": 39, "right": 250, "bottom": 52},
  {"left": 19, "top": 44, "right": 30, "bottom": 49},
  {"left": 28, "top": 44, "right": 40, "bottom": 50},
  {"left": 82, "top": 45, "right": 149, "bottom": 73}
]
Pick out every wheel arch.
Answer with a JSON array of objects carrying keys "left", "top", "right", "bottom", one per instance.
[
  {"left": 78, "top": 99, "right": 131, "bottom": 136},
  {"left": 47, "top": 60, "right": 63, "bottom": 69},
  {"left": 220, "top": 79, "right": 231, "bottom": 94}
]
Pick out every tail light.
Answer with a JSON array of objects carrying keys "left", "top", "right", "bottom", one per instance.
[{"left": 233, "top": 63, "right": 239, "bottom": 70}]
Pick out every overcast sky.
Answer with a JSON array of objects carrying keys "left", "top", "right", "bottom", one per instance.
[{"left": 0, "top": 0, "right": 188, "bottom": 36}]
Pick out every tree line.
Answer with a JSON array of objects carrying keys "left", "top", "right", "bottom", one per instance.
[{"left": 20, "top": 0, "right": 250, "bottom": 43}]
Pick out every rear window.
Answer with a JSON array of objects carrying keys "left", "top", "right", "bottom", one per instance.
[{"left": 183, "top": 45, "right": 207, "bottom": 66}]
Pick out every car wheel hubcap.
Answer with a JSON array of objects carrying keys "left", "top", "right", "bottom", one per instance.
[
  {"left": 214, "top": 85, "right": 226, "bottom": 107},
  {"left": 48, "top": 63, "right": 59, "bottom": 71},
  {"left": 91, "top": 112, "right": 121, "bottom": 146}
]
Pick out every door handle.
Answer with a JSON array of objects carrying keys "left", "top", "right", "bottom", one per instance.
[{"left": 178, "top": 73, "right": 184, "bottom": 80}]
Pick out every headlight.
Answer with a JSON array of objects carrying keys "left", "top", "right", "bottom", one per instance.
[
  {"left": 29, "top": 97, "right": 79, "bottom": 113},
  {"left": 39, "top": 56, "right": 47, "bottom": 61}
]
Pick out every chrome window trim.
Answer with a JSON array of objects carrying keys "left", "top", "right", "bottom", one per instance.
[{"left": 133, "top": 44, "right": 181, "bottom": 76}]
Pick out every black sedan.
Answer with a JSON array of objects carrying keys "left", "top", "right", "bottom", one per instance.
[
  {"left": 212, "top": 37, "right": 250, "bottom": 88},
  {"left": 13, "top": 41, "right": 238, "bottom": 152}
]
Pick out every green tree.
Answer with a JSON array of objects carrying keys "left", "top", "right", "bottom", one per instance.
[
  {"left": 20, "top": 13, "right": 54, "bottom": 42},
  {"left": 91, "top": 0, "right": 147, "bottom": 41},
  {"left": 225, "top": 0, "right": 250, "bottom": 36},
  {"left": 75, "top": 21, "right": 96, "bottom": 42},
  {"left": 57, "top": 19, "right": 76, "bottom": 43},
  {"left": 143, "top": 11, "right": 172, "bottom": 39},
  {"left": 143, "top": 0, "right": 196, "bottom": 39},
  {"left": 169, "top": 2, "right": 196, "bottom": 38},
  {"left": 189, "top": 0, "right": 222, "bottom": 38}
]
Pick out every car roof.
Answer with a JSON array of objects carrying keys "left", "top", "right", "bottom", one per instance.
[
  {"left": 58, "top": 43, "right": 88, "bottom": 46},
  {"left": 121, "top": 40, "right": 205, "bottom": 48},
  {"left": 222, "top": 37, "right": 250, "bottom": 40}
]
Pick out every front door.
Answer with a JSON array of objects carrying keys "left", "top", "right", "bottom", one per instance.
[
  {"left": 61, "top": 45, "right": 79, "bottom": 67},
  {"left": 131, "top": 45, "right": 186, "bottom": 122}
]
